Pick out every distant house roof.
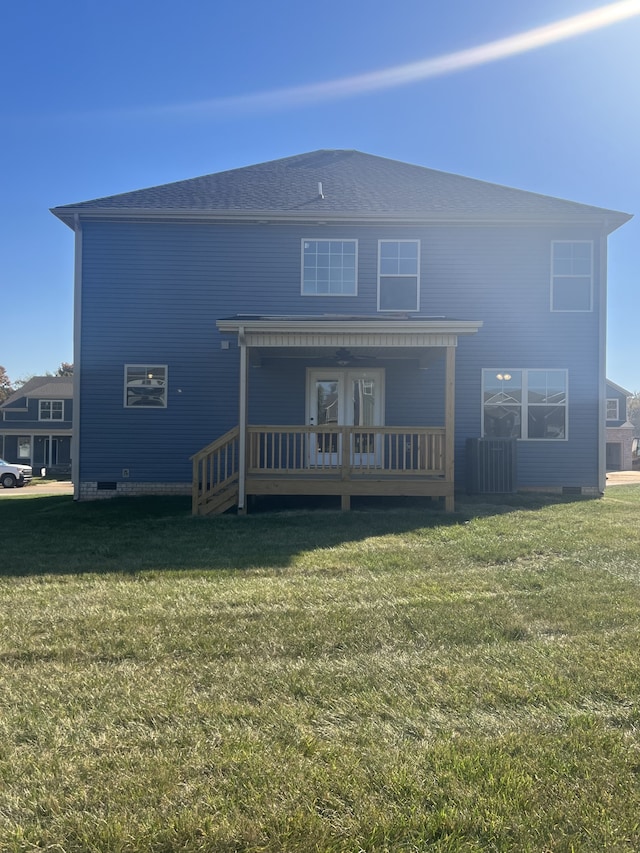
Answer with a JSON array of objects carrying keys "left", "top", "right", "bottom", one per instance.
[
  {"left": 51, "top": 149, "right": 632, "bottom": 233},
  {"left": 606, "top": 379, "right": 633, "bottom": 397},
  {"left": 1, "top": 376, "right": 73, "bottom": 409}
]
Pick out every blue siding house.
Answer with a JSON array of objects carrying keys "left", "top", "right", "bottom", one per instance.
[
  {"left": 51, "top": 150, "right": 631, "bottom": 512},
  {"left": 0, "top": 376, "right": 73, "bottom": 473}
]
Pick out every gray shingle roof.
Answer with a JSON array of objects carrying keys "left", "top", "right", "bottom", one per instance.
[
  {"left": 51, "top": 149, "right": 631, "bottom": 229},
  {"left": 1, "top": 376, "right": 73, "bottom": 409}
]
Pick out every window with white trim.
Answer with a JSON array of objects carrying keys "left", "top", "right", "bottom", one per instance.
[
  {"left": 606, "top": 398, "right": 619, "bottom": 421},
  {"left": 39, "top": 400, "right": 64, "bottom": 420},
  {"left": 124, "top": 365, "right": 167, "bottom": 408},
  {"left": 551, "top": 241, "right": 593, "bottom": 311},
  {"left": 378, "top": 240, "right": 420, "bottom": 311},
  {"left": 482, "top": 369, "right": 567, "bottom": 440},
  {"left": 302, "top": 240, "right": 357, "bottom": 296},
  {"left": 18, "top": 437, "right": 31, "bottom": 459}
]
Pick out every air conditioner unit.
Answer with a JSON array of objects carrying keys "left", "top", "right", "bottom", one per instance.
[{"left": 466, "top": 438, "right": 518, "bottom": 494}]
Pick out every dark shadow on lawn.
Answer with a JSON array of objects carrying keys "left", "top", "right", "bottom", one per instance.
[{"left": 0, "top": 490, "right": 595, "bottom": 578}]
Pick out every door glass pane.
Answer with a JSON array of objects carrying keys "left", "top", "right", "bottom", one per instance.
[
  {"left": 352, "top": 378, "right": 376, "bottom": 426},
  {"left": 316, "top": 380, "right": 339, "bottom": 453},
  {"left": 352, "top": 378, "right": 376, "bottom": 453}
]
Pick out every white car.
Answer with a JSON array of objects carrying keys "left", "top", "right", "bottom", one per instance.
[{"left": 0, "top": 458, "right": 33, "bottom": 488}]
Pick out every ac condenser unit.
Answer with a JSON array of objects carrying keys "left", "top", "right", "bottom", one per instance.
[{"left": 466, "top": 438, "right": 518, "bottom": 494}]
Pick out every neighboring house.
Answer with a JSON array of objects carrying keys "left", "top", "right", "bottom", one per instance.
[
  {"left": 0, "top": 376, "right": 73, "bottom": 473},
  {"left": 605, "top": 379, "right": 634, "bottom": 471},
  {"left": 50, "top": 150, "right": 632, "bottom": 512}
]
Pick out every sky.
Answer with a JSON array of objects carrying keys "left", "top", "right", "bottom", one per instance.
[{"left": 2, "top": 0, "right": 639, "bottom": 391}]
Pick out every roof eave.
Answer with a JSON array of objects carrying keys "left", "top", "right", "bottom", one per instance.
[{"left": 50, "top": 206, "right": 632, "bottom": 233}]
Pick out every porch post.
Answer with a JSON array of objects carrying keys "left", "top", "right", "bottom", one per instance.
[
  {"left": 445, "top": 345, "right": 456, "bottom": 512},
  {"left": 237, "top": 326, "right": 248, "bottom": 513}
]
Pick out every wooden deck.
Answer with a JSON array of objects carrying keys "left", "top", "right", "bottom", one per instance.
[{"left": 192, "top": 425, "right": 453, "bottom": 515}]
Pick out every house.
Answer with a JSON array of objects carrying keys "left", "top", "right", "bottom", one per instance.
[
  {"left": 0, "top": 376, "right": 73, "bottom": 473},
  {"left": 50, "top": 150, "right": 632, "bottom": 512},
  {"left": 605, "top": 379, "right": 634, "bottom": 471}
]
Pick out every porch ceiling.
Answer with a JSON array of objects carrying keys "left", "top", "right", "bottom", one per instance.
[{"left": 217, "top": 315, "right": 483, "bottom": 350}]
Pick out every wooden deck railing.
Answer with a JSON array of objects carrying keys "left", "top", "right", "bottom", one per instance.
[
  {"left": 192, "top": 425, "right": 447, "bottom": 515},
  {"left": 191, "top": 426, "right": 240, "bottom": 516},
  {"left": 247, "top": 425, "right": 445, "bottom": 476}
]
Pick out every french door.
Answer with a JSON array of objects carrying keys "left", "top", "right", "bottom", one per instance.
[{"left": 307, "top": 369, "right": 384, "bottom": 466}]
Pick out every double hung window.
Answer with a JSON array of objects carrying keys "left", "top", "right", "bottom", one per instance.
[
  {"left": 482, "top": 369, "right": 567, "bottom": 440},
  {"left": 606, "top": 399, "right": 619, "bottom": 421},
  {"left": 378, "top": 240, "right": 420, "bottom": 311},
  {"left": 39, "top": 400, "right": 64, "bottom": 420},
  {"left": 124, "top": 365, "right": 167, "bottom": 408},
  {"left": 551, "top": 241, "right": 593, "bottom": 311},
  {"left": 302, "top": 240, "right": 357, "bottom": 296}
]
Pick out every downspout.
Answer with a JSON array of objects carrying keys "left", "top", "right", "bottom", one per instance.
[
  {"left": 71, "top": 214, "right": 82, "bottom": 500},
  {"left": 597, "top": 232, "right": 608, "bottom": 494},
  {"left": 237, "top": 325, "right": 247, "bottom": 511}
]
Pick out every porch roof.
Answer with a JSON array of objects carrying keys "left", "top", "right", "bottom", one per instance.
[{"left": 216, "top": 314, "right": 483, "bottom": 350}]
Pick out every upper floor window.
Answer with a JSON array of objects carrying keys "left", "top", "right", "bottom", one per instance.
[
  {"left": 39, "top": 400, "right": 64, "bottom": 420},
  {"left": 302, "top": 240, "right": 357, "bottom": 296},
  {"left": 606, "top": 398, "right": 619, "bottom": 421},
  {"left": 124, "top": 365, "right": 167, "bottom": 408},
  {"left": 378, "top": 240, "right": 420, "bottom": 312},
  {"left": 551, "top": 241, "right": 593, "bottom": 312},
  {"left": 482, "top": 369, "right": 568, "bottom": 440}
]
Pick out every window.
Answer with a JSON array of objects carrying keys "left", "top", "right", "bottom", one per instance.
[
  {"left": 18, "top": 437, "right": 31, "bottom": 459},
  {"left": 606, "top": 398, "right": 619, "bottom": 421},
  {"left": 302, "top": 240, "right": 357, "bottom": 296},
  {"left": 551, "top": 241, "right": 593, "bottom": 311},
  {"left": 124, "top": 365, "right": 167, "bottom": 408},
  {"left": 39, "top": 400, "right": 64, "bottom": 420},
  {"left": 378, "top": 240, "right": 420, "bottom": 311},
  {"left": 483, "top": 369, "right": 567, "bottom": 440}
]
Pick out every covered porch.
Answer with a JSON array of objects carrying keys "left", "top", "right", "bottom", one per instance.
[{"left": 192, "top": 316, "right": 482, "bottom": 515}]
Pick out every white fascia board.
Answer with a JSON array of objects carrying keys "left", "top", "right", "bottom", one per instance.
[{"left": 51, "top": 207, "right": 633, "bottom": 234}]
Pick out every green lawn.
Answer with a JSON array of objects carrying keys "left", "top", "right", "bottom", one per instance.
[{"left": 1, "top": 489, "right": 640, "bottom": 851}]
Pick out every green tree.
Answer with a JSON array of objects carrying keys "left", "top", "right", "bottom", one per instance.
[
  {"left": 0, "top": 366, "right": 13, "bottom": 403},
  {"left": 628, "top": 391, "right": 640, "bottom": 437}
]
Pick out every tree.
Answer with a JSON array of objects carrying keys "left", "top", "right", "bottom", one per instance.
[
  {"left": 56, "top": 362, "right": 74, "bottom": 377},
  {"left": 628, "top": 392, "right": 640, "bottom": 437},
  {"left": 0, "top": 366, "right": 13, "bottom": 403}
]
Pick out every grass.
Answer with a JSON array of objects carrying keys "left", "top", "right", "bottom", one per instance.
[{"left": 1, "top": 488, "right": 640, "bottom": 851}]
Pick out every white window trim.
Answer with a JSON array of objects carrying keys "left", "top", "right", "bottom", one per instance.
[
  {"left": 481, "top": 368, "right": 569, "bottom": 441},
  {"left": 301, "top": 238, "right": 358, "bottom": 297},
  {"left": 377, "top": 239, "right": 420, "bottom": 313},
  {"left": 606, "top": 398, "right": 619, "bottom": 421},
  {"left": 124, "top": 364, "right": 168, "bottom": 409},
  {"left": 38, "top": 399, "right": 64, "bottom": 421},
  {"left": 550, "top": 240, "right": 593, "bottom": 313}
]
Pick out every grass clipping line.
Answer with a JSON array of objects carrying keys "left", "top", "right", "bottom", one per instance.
[{"left": 0, "top": 489, "right": 639, "bottom": 850}]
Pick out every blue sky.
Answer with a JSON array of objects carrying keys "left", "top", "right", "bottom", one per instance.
[{"left": 3, "top": 0, "right": 639, "bottom": 391}]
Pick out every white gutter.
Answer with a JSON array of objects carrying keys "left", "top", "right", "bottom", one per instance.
[{"left": 51, "top": 207, "right": 633, "bottom": 235}]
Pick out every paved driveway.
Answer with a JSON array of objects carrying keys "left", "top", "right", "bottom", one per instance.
[
  {"left": 605, "top": 470, "right": 640, "bottom": 486},
  {"left": 0, "top": 480, "right": 73, "bottom": 497}
]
